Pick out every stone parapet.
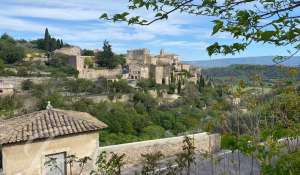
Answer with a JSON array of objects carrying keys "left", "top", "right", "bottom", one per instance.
[{"left": 100, "top": 132, "right": 221, "bottom": 166}]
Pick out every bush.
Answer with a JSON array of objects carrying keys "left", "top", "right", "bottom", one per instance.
[
  {"left": 22, "top": 79, "right": 34, "bottom": 90},
  {"left": 0, "top": 34, "right": 25, "bottom": 64},
  {"left": 142, "top": 125, "right": 166, "bottom": 139},
  {"left": 64, "top": 79, "right": 96, "bottom": 94},
  {"left": 273, "top": 150, "right": 300, "bottom": 175}
]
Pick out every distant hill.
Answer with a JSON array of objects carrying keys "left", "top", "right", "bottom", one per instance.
[
  {"left": 184, "top": 56, "right": 300, "bottom": 68},
  {"left": 203, "top": 64, "right": 300, "bottom": 82}
]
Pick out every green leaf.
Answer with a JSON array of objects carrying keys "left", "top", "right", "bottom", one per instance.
[
  {"left": 155, "top": 13, "right": 163, "bottom": 17},
  {"left": 100, "top": 13, "right": 108, "bottom": 19},
  {"left": 212, "top": 20, "right": 223, "bottom": 35}
]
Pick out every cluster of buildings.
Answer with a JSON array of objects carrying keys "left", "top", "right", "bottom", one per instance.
[
  {"left": 52, "top": 46, "right": 197, "bottom": 85},
  {"left": 125, "top": 48, "right": 192, "bottom": 85}
]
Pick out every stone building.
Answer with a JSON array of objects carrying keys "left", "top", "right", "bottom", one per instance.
[
  {"left": 0, "top": 80, "right": 14, "bottom": 96},
  {"left": 53, "top": 46, "right": 84, "bottom": 72},
  {"left": 0, "top": 108, "right": 107, "bottom": 175},
  {"left": 126, "top": 48, "right": 191, "bottom": 85},
  {"left": 52, "top": 47, "right": 122, "bottom": 80}
]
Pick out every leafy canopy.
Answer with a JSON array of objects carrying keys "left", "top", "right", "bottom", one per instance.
[{"left": 100, "top": 0, "right": 300, "bottom": 62}]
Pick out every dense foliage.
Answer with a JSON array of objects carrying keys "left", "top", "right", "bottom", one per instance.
[
  {"left": 0, "top": 33, "right": 25, "bottom": 64},
  {"left": 32, "top": 28, "right": 64, "bottom": 52},
  {"left": 96, "top": 40, "right": 125, "bottom": 69}
]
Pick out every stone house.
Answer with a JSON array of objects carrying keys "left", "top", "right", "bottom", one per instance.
[
  {"left": 53, "top": 47, "right": 122, "bottom": 80},
  {"left": 0, "top": 80, "right": 14, "bottom": 96},
  {"left": 0, "top": 108, "right": 107, "bottom": 175}
]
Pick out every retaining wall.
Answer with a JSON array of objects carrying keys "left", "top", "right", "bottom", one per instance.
[
  {"left": 79, "top": 67, "right": 122, "bottom": 80},
  {"left": 100, "top": 132, "right": 220, "bottom": 166},
  {"left": 0, "top": 77, "right": 50, "bottom": 90}
]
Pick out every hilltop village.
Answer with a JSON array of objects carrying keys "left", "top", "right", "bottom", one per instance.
[{"left": 52, "top": 46, "right": 199, "bottom": 85}]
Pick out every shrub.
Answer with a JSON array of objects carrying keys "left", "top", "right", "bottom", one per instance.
[{"left": 22, "top": 79, "right": 34, "bottom": 90}]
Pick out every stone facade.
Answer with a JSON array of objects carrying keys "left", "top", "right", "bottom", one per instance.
[
  {"left": 126, "top": 49, "right": 190, "bottom": 84},
  {"left": 53, "top": 46, "right": 84, "bottom": 72},
  {"left": 0, "top": 80, "right": 14, "bottom": 96},
  {"left": 2, "top": 132, "right": 100, "bottom": 175},
  {"left": 0, "top": 109, "right": 107, "bottom": 175},
  {"left": 53, "top": 47, "right": 123, "bottom": 80},
  {"left": 100, "top": 132, "right": 221, "bottom": 166}
]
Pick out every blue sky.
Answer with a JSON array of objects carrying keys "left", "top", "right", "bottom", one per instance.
[{"left": 0, "top": 0, "right": 298, "bottom": 61}]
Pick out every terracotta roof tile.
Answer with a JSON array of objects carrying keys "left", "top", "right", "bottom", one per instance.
[{"left": 0, "top": 109, "right": 107, "bottom": 145}]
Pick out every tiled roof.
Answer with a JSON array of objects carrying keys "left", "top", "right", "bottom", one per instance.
[{"left": 0, "top": 109, "right": 107, "bottom": 145}]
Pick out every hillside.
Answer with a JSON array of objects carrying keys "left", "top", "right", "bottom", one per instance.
[
  {"left": 184, "top": 56, "right": 300, "bottom": 68},
  {"left": 203, "top": 64, "right": 300, "bottom": 83}
]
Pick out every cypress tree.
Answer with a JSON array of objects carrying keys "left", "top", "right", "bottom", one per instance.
[
  {"left": 56, "top": 39, "right": 61, "bottom": 48},
  {"left": 60, "top": 39, "right": 64, "bottom": 48},
  {"left": 44, "top": 28, "right": 51, "bottom": 52}
]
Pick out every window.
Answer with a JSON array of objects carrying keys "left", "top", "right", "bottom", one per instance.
[{"left": 44, "top": 152, "right": 66, "bottom": 175}]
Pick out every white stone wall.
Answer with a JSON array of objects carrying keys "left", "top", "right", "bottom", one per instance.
[{"left": 100, "top": 132, "right": 220, "bottom": 166}]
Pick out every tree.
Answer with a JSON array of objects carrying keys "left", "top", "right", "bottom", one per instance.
[
  {"left": 82, "top": 49, "right": 95, "bottom": 56},
  {"left": 175, "top": 136, "right": 196, "bottom": 175},
  {"left": 93, "top": 151, "right": 126, "bottom": 175},
  {"left": 96, "top": 40, "right": 114, "bottom": 67},
  {"left": 44, "top": 28, "right": 51, "bottom": 52},
  {"left": 96, "top": 40, "right": 125, "bottom": 69},
  {"left": 0, "top": 34, "right": 25, "bottom": 64},
  {"left": 21, "top": 79, "right": 34, "bottom": 91},
  {"left": 100, "top": 0, "right": 300, "bottom": 62},
  {"left": 140, "top": 151, "right": 164, "bottom": 175}
]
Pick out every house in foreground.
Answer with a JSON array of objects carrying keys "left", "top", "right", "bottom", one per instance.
[{"left": 0, "top": 108, "right": 107, "bottom": 175}]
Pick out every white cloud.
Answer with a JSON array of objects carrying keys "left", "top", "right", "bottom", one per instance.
[
  {"left": 0, "top": 16, "right": 60, "bottom": 33},
  {"left": 149, "top": 40, "right": 209, "bottom": 50}
]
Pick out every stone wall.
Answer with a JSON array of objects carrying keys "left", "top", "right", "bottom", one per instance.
[
  {"left": 100, "top": 132, "right": 220, "bottom": 166},
  {"left": 0, "top": 77, "right": 51, "bottom": 90},
  {"left": 85, "top": 94, "right": 130, "bottom": 103},
  {"left": 78, "top": 67, "right": 122, "bottom": 80}
]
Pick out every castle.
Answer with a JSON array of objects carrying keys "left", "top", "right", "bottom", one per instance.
[{"left": 126, "top": 48, "right": 191, "bottom": 84}]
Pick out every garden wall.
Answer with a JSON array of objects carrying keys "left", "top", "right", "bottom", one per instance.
[{"left": 99, "top": 132, "right": 220, "bottom": 166}]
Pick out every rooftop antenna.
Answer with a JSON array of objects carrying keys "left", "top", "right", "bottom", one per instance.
[{"left": 46, "top": 101, "right": 53, "bottom": 110}]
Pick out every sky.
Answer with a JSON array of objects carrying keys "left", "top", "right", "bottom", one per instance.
[{"left": 0, "top": 0, "right": 298, "bottom": 61}]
